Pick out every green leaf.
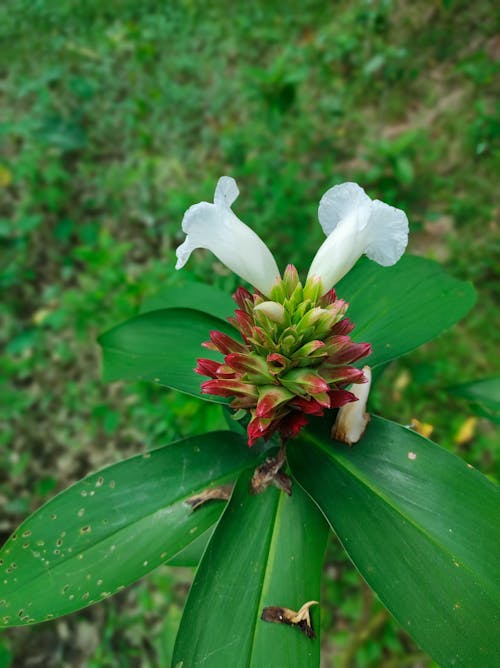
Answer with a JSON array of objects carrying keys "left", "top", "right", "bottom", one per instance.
[
  {"left": 99, "top": 308, "right": 238, "bottom": 402},
  {"left": 172, "top": 469, "right": 328, "bottom": 667},
  {"left": 288, "top": 417, "right": 499, "bottom": 667},
  {"left": 336, "top": 255, "right": 476, "bottom": 367},
  {"left": 0, "top": 431, "right": 254, "bottom": 627},
  {"left": 449, "top": 376, "right": 500, "bottom": 422},
  {"left": 166, "top": 525, "right": 214, "bottom": 568},
  {"left": 140, "top": 282, "right": 235, "bottom": 321}
]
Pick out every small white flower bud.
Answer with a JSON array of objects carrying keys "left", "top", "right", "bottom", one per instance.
[
  {"left": 254, "top": 301, "right": 285, "bottom": 324},
  {"left": 332, "top": 366, "right": 372, "bottom": 445}
]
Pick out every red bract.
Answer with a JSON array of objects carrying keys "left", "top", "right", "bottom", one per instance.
[{"left": 195, "top": 267, "right": 371, "bottom": 446}]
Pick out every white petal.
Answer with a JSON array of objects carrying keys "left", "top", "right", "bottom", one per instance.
[
  {"left": 309, "top": 182, "right": 409, "bottom": 292},
  {"left": 364, "top": 200, "right": 409, "bottom": 266},
  {"left": 332, "top": 366, "right": 372, "bottom": 445},
  {"left": 175, "top": 177, "right": 280, "bottom": 297},
  {"left": 214, "top": 176, "right": 239, "bottom": 208},
  {"left": 175, "top": 202, "right": 215, "bottom": 269},
  {"left": 318, "top": 182, "right": 371, "bottom": 236},
  {"left": 307, "top": 205, "right": 371, "bottom": 291}
]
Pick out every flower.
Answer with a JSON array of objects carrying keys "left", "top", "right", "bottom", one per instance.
[
  {"left": 176, "top": 176, "right": 409, "bottom": 446},
  {"left": 175, "top": 176, "right": 280, "bottom": 296},
  {"left": 307, "top": 182, "right": 409, "bottom": 291},
  {"left": 176, "top": 177, "right": 408, "bottom": 296}
]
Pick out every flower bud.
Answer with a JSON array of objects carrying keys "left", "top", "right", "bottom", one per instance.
[{"left": 254, "top": 301, "right": 286, "bottom": 324}]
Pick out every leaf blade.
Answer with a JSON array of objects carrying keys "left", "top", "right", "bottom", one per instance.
[
  {"left": 140, "top": 282, "right": 235, "bottom": 321},
  {"left": 449, "top": 376, "right": 500, "bottom": 422},
  {"left": 336, "top": 255, "right": 476, "bottom": 367},
  {"left": 172, "top": 470, "right": 328, "bottom": 668},
  {"left": 0, "top": 431, "right": 254, "bottom": 627},
  {"left": 98, "top": 308, "right": 237, "bottom": 402},
  {"left": 288, "top": 417, "right": 499, "bottom": 667}
]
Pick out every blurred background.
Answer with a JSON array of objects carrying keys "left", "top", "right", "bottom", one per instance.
[{"left": 0, "top": 1, "right": 498, "bottom": 666}]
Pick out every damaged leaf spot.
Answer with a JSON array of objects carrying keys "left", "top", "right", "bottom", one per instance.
[
  {"left": 251, "top": 443, "right": 291, "bottom": 495},
  {"left": 186, "top": 484, "right": 233, "bottom": 511},
  {"left": 261, "top": 600, "right": 319, "bottom": 639}
]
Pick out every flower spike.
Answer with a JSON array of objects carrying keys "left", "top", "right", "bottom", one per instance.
[{"left": 195, "top": 269, "right": 371, "bottom": 446}]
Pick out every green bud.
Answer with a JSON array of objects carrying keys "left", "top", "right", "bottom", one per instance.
[
  {"left": 303, "top": 275, "right": 323, "bottom": 302},
  {"left": 280, "top": 369, "right": 329, "bottom": 396},
  {"left": 282, "top": 264, "right": 301, "bottom": 297}
]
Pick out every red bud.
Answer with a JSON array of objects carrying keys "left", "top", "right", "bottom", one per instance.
[{"left": 194, "top": 358, "right": 221, "bottom": 378}]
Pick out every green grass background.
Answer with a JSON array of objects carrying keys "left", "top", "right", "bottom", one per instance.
[{"left": 0, "top": 1, "right": 498, "bottom": 666}]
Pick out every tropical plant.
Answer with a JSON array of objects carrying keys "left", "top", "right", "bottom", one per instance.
[{"left": 0, "top": 178, "right": 497, "bottom": 667}]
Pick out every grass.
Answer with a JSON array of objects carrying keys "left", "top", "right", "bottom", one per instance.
[{"left": 0, "top": 0, "right": 498, "bottom": 665}]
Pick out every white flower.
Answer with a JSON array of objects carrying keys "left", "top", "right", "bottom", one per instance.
[
  {"left": 176, "top": 177, "right": 409, "bottom": 295},
  {"left": 332, "top": 366, "right": 372, "bottom": 445},
  {"left": 307, "top": 182, "right": 409, "bottom": 291},
  {"left": 175, "top": 176, "right": 280, "bottom": 296}
]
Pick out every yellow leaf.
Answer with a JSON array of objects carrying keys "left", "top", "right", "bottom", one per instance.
[
  {"left": 392, "top": 369, "right": 411, "bottom": 400},
  {"left": 0, "top": 165, "right": 12, "bottom": 187},
  {"left": 454, "top": 417, "right": 477, "bottom": 445},
  {"left": 394, "top": 369, "right": 411, "bottom": 392},
  {"left": 410, "top": 418, "right": 434, "bottom": 439},
  {"left": 32, "top": 308, "right": 52, "bottom": 325}
]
